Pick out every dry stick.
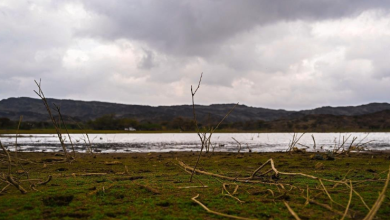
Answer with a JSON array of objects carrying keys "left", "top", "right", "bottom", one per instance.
[
  {"left": 37, "top": 175, "right": 52, "bottom": 185},
  {"left": 178, "top": 185, "right": 208, "bottom": 189},
  {"left": 306, "top": 198, "right": 348, "bottom": 217},
  {"left": 34, "top": 80, "right": 68, "bottom": 160},
  {"left": 12, "top": 118, "right": 37, "bottom": 187},
  {"left": 363, "top": 164, "right": 390, "bottom": 220},
  {"left": 288, "top": 133, "right": 305, "bottom": 153},
  {"left": 346, "top": 137, "right": 358, "bottom": 154},
  {"left": 341, "top": 180, "right": 353, "bottom": 220},
  {"left": 319, "top": 179, "right": 334, "bottom": 205},
  {"left": 356, "top": 133, "right": 370, "bottom": 147},
  {"left": 180, "top": 159, "right": 357, "bottom": 186},
  {"left": 189, "top": 103, "right": 237, "bottom": 182},
  {"left": 335, "top": 135, "right": 351, "bottom": 153},
  {"left": 222, "top": 183, "right": 244, "bottom": 203},
  {"left": 77, "top": 173, "right": 107, "bottom": 176},
  {"left": 342, "top": 181, "right": 371, "bottom": 211},
  {"left": 77, "top": 122, "right": 93, "bottom": 154},
  {"left": 189, "top": 73, "right": 238, "bottom": 182},
  {"left": 266, "top": 189, "right": 275, "bottom": 197},
  {"left": 318, "top": 179, "right": 346, "bottom": 209},
  {"left": 14, "top": 116, "right": 23, "bottom": 166},
  {"left": 356, "top": 140, "right": 375, "bottom": 149},
  {"left": 252, "top": 159, "right": 353, "bottom": 184},
  {"left": 332, "top": 169, "right": 352, "bottom": 189},
  {"left": 136, "top": 183, "right": 160, "bottom": 194},
  {"left": 304, "top": 185, "right": 309, "bottom": 206},
  {"left": 53, "top": 104, "right": 75, "bottom": 158},
  {"left": 0, "top": 183, "right": 10, "bottom": 194},
  {"left": 178, "top": 160, "right": 285, "bottom": 186},
  {"left": 0, "top": 141, "right": 12, "bottom": 175},
  {"left": 232, "top": 137, "right": 242, "bottom": 153},
  {"left": 0, "top": 138, "right": 31, "bottom": 194},
  {"left": 352, "top": 189, "right": 370, "bottom": 211},
  {"left": 6, "top": 175, "right": 27, "bottom": 194},
  {"left": 283, "top": 201, "right": 301, "bottom": 220},
  {"left": 191, "top": 194, "right": 257, "bottom": 220},
  {"left": 311, "top": 134, "right": 316, "bottom": 150}
]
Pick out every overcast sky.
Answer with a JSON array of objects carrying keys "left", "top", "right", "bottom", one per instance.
[{"left": 1, "top": 0, "right": 390, "bottom": 110}]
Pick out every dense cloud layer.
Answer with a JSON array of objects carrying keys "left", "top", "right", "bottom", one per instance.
[{"left": 1, "top": 0, "right": 390, "bottom": 109}]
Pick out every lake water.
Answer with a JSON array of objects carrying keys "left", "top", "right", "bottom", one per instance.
[{"left": 1, "top": 132, "right": 390, "bottom": 153}]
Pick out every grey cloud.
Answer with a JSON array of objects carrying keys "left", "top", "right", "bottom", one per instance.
[
  {"left": 77, "top": 0, "right": 390, "bottom": 57},
  {"left": 137, "top": 49, "right": 157, "bottom": 70},
  {"left": 1, "top": 0, "right": 390, "bottom": 109}
]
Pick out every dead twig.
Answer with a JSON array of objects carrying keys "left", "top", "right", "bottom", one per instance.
[
  {"left": 178, "top": 185, "right": 208, "bottom": 189},
  {"left": 136, "top": 183, "right": 160, "bottom": 194},
  {"left": 283, "top": 201, "right": 301, "bottom": 220},
  {"left": 37, "top": 175, "right": 52, "bottom": 185},
  {"left": 34, "top": 79, "right": 69, "bottom": 160},
  {"left": 363, "top": 164, "right": 390, "bottom": 220},
  {"left": 189, "top": 73, "right": 237, "bottom": 182},
  {"left": 341, "top": 180, "right": 353, "bottom": 220},
  {"left": 305, "top": 198, "right": 350, "bottom": 217},
  {"left": 191, "top": 194, "right": 257, "bottom": 220},
  {"left": 232, "top": 137, "right": 242, "bottom": 153},
  {"left": 53, "top": 103, "right": 76, "bottom": 158},
  {"left": 222, "top": 183, "right": 244, "bottom": 203},
  {"left": 14, "top": 116, "right": 23, "bottom": 166},
  {"left": 77, "top": 173, "right": 107, "bottom": 176}
]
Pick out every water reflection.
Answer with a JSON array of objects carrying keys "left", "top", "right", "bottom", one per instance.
[{"left": 1, "top": 133, "right": 389, "bottom": 153}]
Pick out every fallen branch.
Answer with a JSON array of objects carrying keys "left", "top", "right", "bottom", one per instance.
[
  {"left": 178, "top": 185, "right": 208, "bottom": 189},
  {"left": 178, "top": 160, "right": 284, "bottom": 186},
  {"left": 191, "top": 194, "right": 257, "bottom": 220},
  {"left": 341, "top": 180, "right": 353, "bottom": 220},
  {"left": 77, "top": 173, "right": 107, "bottom": 176},
  {"left": 283, "top": 201, "right": 301, "bottom": 220},
  {"left": 363, "top": 164, "right": 390, "bottom": 220},
  {"left": 222, "top": 183, "right": 244, "bottom": 203},
  {"left": 136, "top": 183, "right": 160, "bottom": 194},
  {"left": 37, "top": 175, "right": 52, "bottom": 185},
  {"left": 7, "top": 175, "right": 27, "bottom": 194},
  {"left": 0, "top": 183, "right": 10, "bottom": 194},
  {"left": 306, "top": 198, "right": 349, "bottom": 217}
]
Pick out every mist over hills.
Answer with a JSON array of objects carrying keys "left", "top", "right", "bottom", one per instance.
[{"left": 1, "top": 97, "right": 390, "bottom": 125}]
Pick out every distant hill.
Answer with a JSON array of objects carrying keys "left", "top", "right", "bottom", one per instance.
[
  {"left": 1, "top": 97, "right": 390, "bottom": 125},
  {"left": 267, "top": 110, "right": 390, "bottom": 132}
]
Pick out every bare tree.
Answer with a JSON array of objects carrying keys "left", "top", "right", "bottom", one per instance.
[{"left": 189, "top": 73, "right": 237, "bottom": 182}]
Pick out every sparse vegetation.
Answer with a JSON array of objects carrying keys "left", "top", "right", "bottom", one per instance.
[
  {"left": 0, "top": 151, "right": 389, "bottom": 219},
  {"left": 1, "top": 77, "right": 390, "bottom": 220}
]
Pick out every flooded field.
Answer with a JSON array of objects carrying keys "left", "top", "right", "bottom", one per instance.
[{"left": 1, "top": 132, "right": 390, "bottom": 153}]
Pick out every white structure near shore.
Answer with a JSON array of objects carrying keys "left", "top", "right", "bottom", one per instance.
[{"left": 124, "top": 127, "right": 136, "bottom": 131}]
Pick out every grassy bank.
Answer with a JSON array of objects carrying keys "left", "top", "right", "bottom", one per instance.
[{"left": 1, "top": 151, "right": 389, "bottom": 219}]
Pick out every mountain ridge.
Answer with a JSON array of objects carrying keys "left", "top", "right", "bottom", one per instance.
[{"left": 1, "top": 97, "right": 390, "bottom": 123}]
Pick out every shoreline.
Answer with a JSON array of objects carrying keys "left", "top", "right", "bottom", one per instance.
[{"left": 2, "top": 129, "right": 390, "bottom": 135}]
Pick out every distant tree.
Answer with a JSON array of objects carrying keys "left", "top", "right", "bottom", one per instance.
[{"left": 0, "top": 117, "right": 13, "bottom": 128}]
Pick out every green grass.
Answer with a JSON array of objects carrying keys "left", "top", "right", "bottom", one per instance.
[{"left": 0, "top": 152, "right": 389, "bottom": 219}]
